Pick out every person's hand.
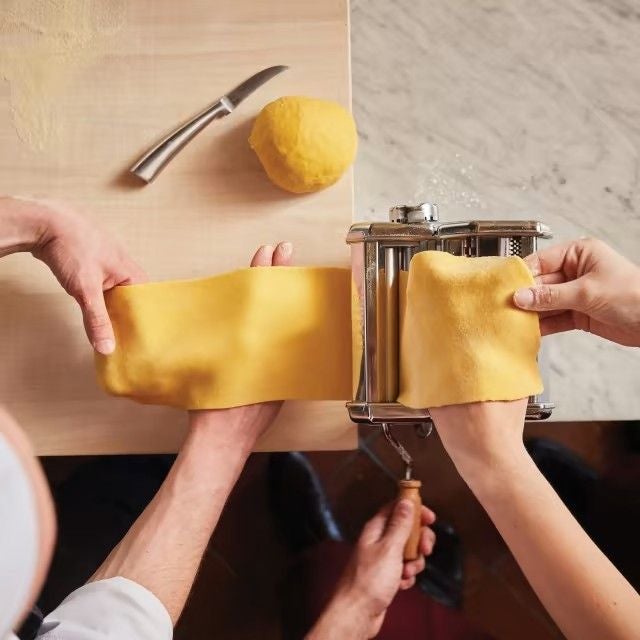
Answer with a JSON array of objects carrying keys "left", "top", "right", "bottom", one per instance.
[
  {"left": 189, "top": 242, "right": 294, "bottom": 449},
  {"left": 429, "top": 398, "right": 528, "bottom": 487},
  {"left": 513, "top": 238, "right": 640, "bottom": 347},
  {"left": 309, "top": 500, "right": 436, "bottom": 640},
  {"left": 11, "top": 197, "right": 147, "bottom": 354}
]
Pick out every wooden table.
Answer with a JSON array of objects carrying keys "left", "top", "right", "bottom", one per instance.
[{"left": 0, "top": 0, "right": 356, "bottom": 454}]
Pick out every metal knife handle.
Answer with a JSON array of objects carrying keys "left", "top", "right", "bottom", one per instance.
[{"left": 130, "top": 97, "right": 233, "bottom": 183}]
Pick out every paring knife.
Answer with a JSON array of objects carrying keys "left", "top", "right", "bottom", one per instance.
[{"left": 130, "top": 65, "right": 288, "bottom": 183}]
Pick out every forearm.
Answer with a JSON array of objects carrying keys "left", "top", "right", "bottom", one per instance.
[
  {"left": 0, "top": 196, "right": 48, "bottom": 257},
  {"left": 90, "top": 414, "right": 253, "bottom": 624},
  {"left": 460, "top": 446, "right": 639, "bottom": 640},
  {"left": 306, "top": 590, "right": 373, "bottom": 640}
]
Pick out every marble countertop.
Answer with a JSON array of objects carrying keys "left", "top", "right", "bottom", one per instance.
[{"left": 350, "top": 0, "right": 640, "bottom": 421}]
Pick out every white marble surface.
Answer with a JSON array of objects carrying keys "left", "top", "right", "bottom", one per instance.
[{"left": 351, "top": 0, "right": 640, "bottom": 420}]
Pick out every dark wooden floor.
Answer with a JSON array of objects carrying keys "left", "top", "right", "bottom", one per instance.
[{"left": 41, "top": 421, "right": 638, "bottom": 640}]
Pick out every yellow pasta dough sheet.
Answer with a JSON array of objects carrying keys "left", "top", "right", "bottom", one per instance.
[
  {"left": 96, "top": 253, "right": 543, "bottom": 410},
  {"left": 97, "top": 266, "right": 352, "bottom": 408},
  {"left": 398, "top": 252, "right": 543, "bottom": 408}
]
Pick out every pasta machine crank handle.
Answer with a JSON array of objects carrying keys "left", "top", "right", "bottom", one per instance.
[{"left": 382, "top": 423, "right": 423, "bottom": 561}]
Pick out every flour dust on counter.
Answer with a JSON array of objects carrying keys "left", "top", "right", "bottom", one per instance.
[{"left": 0, "top": 0, "right": 125, "bottom": 151}]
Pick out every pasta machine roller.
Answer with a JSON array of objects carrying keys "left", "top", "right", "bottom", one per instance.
[{"left": 346, "top": 202, "right": 555, "bottom": 432}]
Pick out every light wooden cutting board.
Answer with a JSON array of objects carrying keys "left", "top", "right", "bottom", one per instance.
[{"left": 0, "top": 0, "right": 356, "bottom": 454}]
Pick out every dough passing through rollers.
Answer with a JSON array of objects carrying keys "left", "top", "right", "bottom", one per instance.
[{"left": 96, "top": 253, "right": 542, "bottom": 410}]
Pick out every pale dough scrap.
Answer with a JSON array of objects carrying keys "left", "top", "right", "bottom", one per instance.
[
  {"left": 96, "top": 254, "right": 542, "bottom": 410},
  {"left": 398, "top": 251, "right": 543, "bottom": 408}
]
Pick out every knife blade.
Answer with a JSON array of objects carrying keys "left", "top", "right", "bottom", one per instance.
[
  {"left": 224, "top": 65, "right": 288, "bottom": 110},
  {"left": 130, "top": 65, "right": 288, "bottom": 183}
]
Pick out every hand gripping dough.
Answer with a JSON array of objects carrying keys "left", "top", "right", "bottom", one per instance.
[
  {"left": 96, "top": 254, "right": 543, "bottom": 410},
  {"left": 398, "top": 251, "right": 543, "bottom": 408},
  {"left": 96, "top": 267, "right": 352, "bottom": 408}
]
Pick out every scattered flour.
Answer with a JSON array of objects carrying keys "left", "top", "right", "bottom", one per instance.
[{"left": 0, "top": 0, "right": 124, "bottom": 151}]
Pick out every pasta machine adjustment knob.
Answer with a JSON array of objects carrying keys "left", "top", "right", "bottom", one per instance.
[{"left": 389, "top": 202, "right": 439, "bottom": 224}]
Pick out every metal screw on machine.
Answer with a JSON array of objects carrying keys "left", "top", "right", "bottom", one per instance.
[
  {"left": 414, "top": 422, "right": 433, "bottom": 439},
  {"left": 389, "top": 202, "right": 439, "bottom": 223}
]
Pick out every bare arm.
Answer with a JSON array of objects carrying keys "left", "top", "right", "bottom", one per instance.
[
  {"left": 308, "top": 502, "right": 436, "bottom": 640},
  {"left": 432, "top": 238, "right": 640, "bottom": 637},
  {"left": 90, "top": 242, "right": 292, "bottom": 624},
  {"left": 0, "top": 196, "right": 47, "bottom": 257},
  {"left": 431, "top": 400, "right": 640, "bottom": 640},
  {"left": 0, "top": 196, "right": 146, "bottom": 353},
  {"left": 89, "top": 410, "right": 258, "bottom": 623}
]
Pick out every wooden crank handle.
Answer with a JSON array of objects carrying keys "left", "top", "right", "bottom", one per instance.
[{"left": 397, "top": 479, "right": 422, "bottom": 561}]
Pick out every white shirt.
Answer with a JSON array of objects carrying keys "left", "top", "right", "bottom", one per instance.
[
  {"left": 0, "top": 437, "right": 171, "bottom": 640},
  {"left": 9, "top": 578, "right": 172, "bottom": 640}
]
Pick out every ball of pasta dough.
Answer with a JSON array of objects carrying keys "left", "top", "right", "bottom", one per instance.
[{"left": 249, "top": 96, "right": 357, "bottom": 194}]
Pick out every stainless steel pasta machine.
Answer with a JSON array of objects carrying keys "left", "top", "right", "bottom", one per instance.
[{"left": 346, "top": 201, "right": 554, "bottom": 432}]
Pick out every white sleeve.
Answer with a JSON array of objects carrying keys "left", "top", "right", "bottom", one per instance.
[{"left": 36, "top": 577, "right": 172, "bottom": 640}]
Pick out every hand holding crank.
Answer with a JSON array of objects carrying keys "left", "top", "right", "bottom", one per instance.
[{"left": 307, "top": 500, "right": 436, "bottom": 640}]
